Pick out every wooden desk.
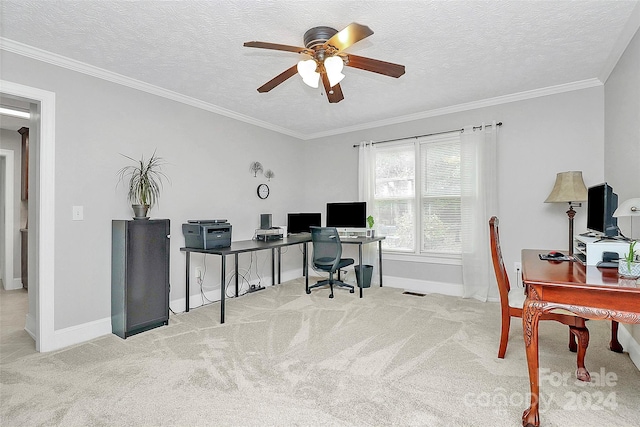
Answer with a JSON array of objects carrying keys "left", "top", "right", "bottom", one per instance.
[
  {"left": 520, "top": 249, "right": 640, "bottom": 427},
  {"left": 180, "top": 234, "right": 385, "bottom": 324}
]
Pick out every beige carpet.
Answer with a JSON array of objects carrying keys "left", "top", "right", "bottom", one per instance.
[{"left": 1, "top": 278, "right": 639, "bottom": 426}]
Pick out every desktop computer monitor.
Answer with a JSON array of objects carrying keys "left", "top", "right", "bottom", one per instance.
[
  {"left": 326, "top": 202, "right": 366, "bottom": 229},
  {"left": 287, "top": 213, "right": 321, "bottom": 234}
]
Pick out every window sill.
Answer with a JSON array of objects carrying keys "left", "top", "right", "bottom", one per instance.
[{"left": 382, "top": 251, "right": 462, "bottom": 265}]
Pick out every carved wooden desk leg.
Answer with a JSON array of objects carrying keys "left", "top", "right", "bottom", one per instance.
[
  {"left": 523, "top": 296, "right": 541, "bottom": 427},
  {"left": 570, "top": 326, "right": 591, "bottom": 382},
  {"left": 610, "top": 321, "right": 624, "bottom": 353}
]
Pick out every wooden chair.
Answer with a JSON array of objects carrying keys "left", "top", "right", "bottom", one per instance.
[{"left": 489, "top": 216, "right": 591, "bottom": 381}]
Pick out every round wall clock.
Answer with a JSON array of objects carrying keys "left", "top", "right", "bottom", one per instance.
[{"left": 257, "top": 183, "right": 270, "bottom": 199}]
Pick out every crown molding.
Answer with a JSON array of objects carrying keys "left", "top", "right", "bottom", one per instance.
[
  {"left": 1, "top": 37, "right": 604, "bottom": 141},
  {"left": 0, "top": 38, "right": 306, "bottom": 140},
  {"left": 304, "top": 78, "right": 603, "bottom": 140}
]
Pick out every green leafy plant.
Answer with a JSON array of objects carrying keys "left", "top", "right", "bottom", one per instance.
[
  {"left": 624, "top": 240, "right": 638, "bottom": 271},
  {"left": 366, "top": 215, "right": 375, "bottom": 229},
  {"left": 117, "top": 150, "right": 168, "bottom": 208}
]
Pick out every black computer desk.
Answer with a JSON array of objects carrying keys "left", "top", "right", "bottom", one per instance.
[{"left": 180, "top": 234, "right": 385, "bottom": 324}]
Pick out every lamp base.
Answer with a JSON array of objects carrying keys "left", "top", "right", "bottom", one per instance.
[{"left": 567, "top": 204, "right": 576, "bottom": 257}]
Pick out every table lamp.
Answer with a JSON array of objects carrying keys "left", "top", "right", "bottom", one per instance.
[
  {"left": 613, "top": 198, "right": 640, "bottom": 240},
  {"left": 544, "top": 171, "right": 588, "bottom": 256}
]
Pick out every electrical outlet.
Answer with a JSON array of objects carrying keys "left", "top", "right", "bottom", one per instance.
[
  {"left": 514, "top": 262, "right": 522, "bottom": 287},
  {"left": 72, "top": 205, "right": 84, "bottom": 221},
  {"left": 195, "top": 267, "right": 203, "bottom": 280}
]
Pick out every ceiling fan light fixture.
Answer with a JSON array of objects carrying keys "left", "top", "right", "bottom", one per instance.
[
  {"left": 297, "top": 59, "right": 320, "bottom": 88},
  {"left": 324, "top": 56, "right": 345, "bottom": 87}
]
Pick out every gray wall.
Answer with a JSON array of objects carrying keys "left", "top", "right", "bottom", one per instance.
[
  {"left": 604, "top": 28, "right": 640, "bottom": 342},
  {"left": 2, "top": 35, "right": 636, "bottom": 353},
  {"left": 1, "top": 50, "right": 308, "bottom": 329},
  {"left": 304, "top": 87, "right": 605, "bottom": 294}
]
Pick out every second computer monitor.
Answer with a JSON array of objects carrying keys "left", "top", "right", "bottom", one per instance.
[
  {"left": 287, "top": 213, "right": 321, "bottom": 234},
  {"left": 326, "top": 202, "right": 366, "bottom": 229}
]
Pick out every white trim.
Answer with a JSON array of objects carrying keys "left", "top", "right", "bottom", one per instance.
[
  {"left": 1, "top": 37, "right": 604, "bottom": 142},
  {"left": 0, "top": 38, "right": 306, "bottom": 140},
  {"left": 52, "top": 317, "right": 111, "bottom": 349},
  {"left": 383, "top": 275, "right": 464, "bottom": 298},
  {"left": 383, "top": 251, "right": 462, "bottom": 266},
  {"left": 0, "top": 149, "right": 15, "bottom": 291},
  {"left": 0, "top": 80, "right": 56, "bottom": 352},
  {"left": 25, "top": 311, "right": 35, "bottom": 340},
  {"left": 305, "top": 79, "right": 603, "bottom": 139},
  {"left": 617, "top": 324, "right": 640, "bottom": 371}
]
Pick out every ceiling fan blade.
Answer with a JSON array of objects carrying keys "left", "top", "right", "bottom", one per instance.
[
  {"left": 244, "top": 41, "right": 312, "bottom": 55},
  {"left": 321, "top": 72, "right": 344, "bottom": 103},
  {"left": 325, "top": 23, "right": 374, "bottom": 53},
  {"left": 257, "top": 65, "right": 299, "bottom": 93},
  {"left": 344, "top": 54, "right": 405, "bottom": 78}
]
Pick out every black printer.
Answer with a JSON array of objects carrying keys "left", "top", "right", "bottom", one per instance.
[{"left": 182, "top": 220, "right": 232, "bottom": 249}]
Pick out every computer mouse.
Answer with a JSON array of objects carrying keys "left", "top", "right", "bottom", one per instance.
[{"left": 547, "top": 251, "right": 564, "bottom": 258}]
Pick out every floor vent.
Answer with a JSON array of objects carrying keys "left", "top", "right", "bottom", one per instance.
[{"left": 403, "top": 291, "right": 426, "bottom": 297}]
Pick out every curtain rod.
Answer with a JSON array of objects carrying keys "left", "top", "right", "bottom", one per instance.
[{"left": 352, "top": 122, "right": 502, "bottom": 147}]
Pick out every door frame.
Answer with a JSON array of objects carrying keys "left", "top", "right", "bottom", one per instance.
[
  {"left": 0, "top": 80, "right": 56, "bottom": 352},
  {"left": 1, "top": 148, "right": 15, "bottom": 290}
]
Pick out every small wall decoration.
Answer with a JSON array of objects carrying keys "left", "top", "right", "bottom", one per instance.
[
  {"left": 249, "top": 161, "right": 263, "bottom": 177},
  {"left": 264, "top": 169, "right": 275, "bottom": 181}
]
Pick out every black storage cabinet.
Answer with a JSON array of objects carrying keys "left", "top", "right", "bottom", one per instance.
[{"left": 112, "top": 219, "right": 170, "bottom": 338}]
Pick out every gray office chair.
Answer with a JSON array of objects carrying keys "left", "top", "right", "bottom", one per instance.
[{"left": 307, "top": 227, "right": 355, "bottom": 298}]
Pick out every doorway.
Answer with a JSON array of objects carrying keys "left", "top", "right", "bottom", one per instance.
[{"left": 1, "top": 80, "right": 56, "bottom": 352}]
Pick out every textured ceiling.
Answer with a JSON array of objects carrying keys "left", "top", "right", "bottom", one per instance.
[{"left": 1, "top": 0, "right": 639, "bottom": 139}]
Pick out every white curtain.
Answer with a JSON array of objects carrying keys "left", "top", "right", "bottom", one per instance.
[
  {"left": 358, "top": 141, "right": 377, "bottom": 280},
  {"left": 460, "top": 122, "right": 498, "bottom": 301}
]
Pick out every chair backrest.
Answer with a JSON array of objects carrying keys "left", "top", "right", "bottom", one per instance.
[
  {"left": 310, "top": 227, "right": 343, "bottom": 272},
  {"left": 489, "top": 216, "right": 511, "bottom": 305}
]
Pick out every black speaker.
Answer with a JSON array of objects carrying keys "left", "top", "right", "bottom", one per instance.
[{"left": 260, "top": 214, "right": 272, "bottom": 230}]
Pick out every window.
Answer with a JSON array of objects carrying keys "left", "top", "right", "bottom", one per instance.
[{"left": 372, "top": 133, "right": 461, "bottom": 256}]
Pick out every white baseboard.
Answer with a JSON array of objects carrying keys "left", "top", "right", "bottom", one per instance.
[
  {"left": 617, "top": 324, "right": 640, "bottom": 371},
  {"left": 51, "top": 317, "right": 112, "bottom": 350},
  {"left": 31, "top": 317, "right": 111, "bottom": 352},
  {"left": 383, "top": 275, "right": 464, "bottom": 297},
  {"left": 4, "top": 277, "right": 23, "bottom": 290},
  {"left": 25, "top": 312, "right": 36, "bottom": 340}
]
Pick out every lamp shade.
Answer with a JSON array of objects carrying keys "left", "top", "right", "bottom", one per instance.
[
  {"left": 544, "top": 171, "right": 588, "bottom": 203},
  {"left": 613, "top": 198, "right": 640, "bottom": 217},
  {"left": 297, "top": 59, "right": 320, "bottom": 88},
  {"left": 324, "top": 56, "right": 345, "bottom": 87}
]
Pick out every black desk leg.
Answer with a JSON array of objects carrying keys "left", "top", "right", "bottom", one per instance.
[
  {"left": 277, "top": 247, "right": 282, "bottom": 284},
  {"left": 358, "top": 245, "right": 363, "bottom": 298},
  {"left": 378, "top": 240, "right": 383, "bottom": 287},
  {"left": 271, "top": 248, "right": 275, "bottom": 285},
  {"left": 303, "top": 243, "right": 308, "bottom": 292},
  {"left": 185, "top": 251, "right": 190, "bottom": 312},
  {"left": 234, "top": 253, "right": 239, "bottom": 297},
  {"left": 220, "top": 255, "right": 226, "bottom": 324}
]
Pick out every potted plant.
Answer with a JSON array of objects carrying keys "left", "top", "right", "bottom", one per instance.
[
  {"left": 366, "top": 215, "right": 375, "bottom": 238},
  {"left": 117, "top": 150, "right": 168, "bottom": 219},
  {"left": 618, "top": 240, "right": 640, "bottom": 279}
]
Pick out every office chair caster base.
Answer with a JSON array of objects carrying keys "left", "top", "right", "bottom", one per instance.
[{"left": 349, "top": 289, "right": 354, "bottom": 293}]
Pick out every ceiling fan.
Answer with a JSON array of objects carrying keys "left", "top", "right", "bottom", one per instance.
[{"left": 243, "top": 23, "right": 405, "bottom": 103}]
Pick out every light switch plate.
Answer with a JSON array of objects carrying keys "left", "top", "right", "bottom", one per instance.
[{"left": 72, "top": 206, "right": 83, "bottom": 221}]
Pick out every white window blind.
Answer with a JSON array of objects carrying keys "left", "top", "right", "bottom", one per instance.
[{"left": 372, "top": 133, "right": 461, "bottom": 256}]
